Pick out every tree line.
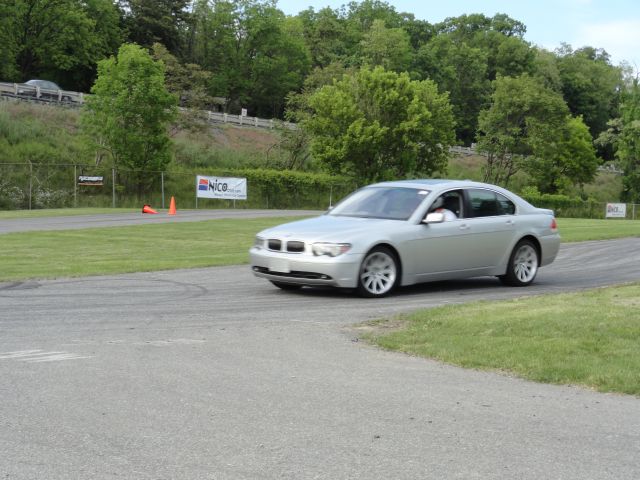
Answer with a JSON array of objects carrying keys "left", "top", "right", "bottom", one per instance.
[{"left": 1, "top": 0, "right": 639, "bottom": 201}]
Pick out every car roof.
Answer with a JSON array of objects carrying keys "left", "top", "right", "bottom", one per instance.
[
  {"left": 367, "top": 179, "right": 536, "bottom": 207},
  {"left": 368, "top": 179, "right": 491, "bottom": 189},
  {"left": 25, "top": 79, "right": 59, "bottom": 87}
]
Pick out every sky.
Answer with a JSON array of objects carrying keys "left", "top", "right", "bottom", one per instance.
[{"left": 276, "top": 0, "right": 640, "bottom": 67}]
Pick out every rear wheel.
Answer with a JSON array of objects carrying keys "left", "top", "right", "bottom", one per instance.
[
  {"left": 500, "top": 239, "right": 539, "bottom": 286},
  {"left": 270, "top": 281, "right": 302, "bottom": 291},
  {"left": 357, "top": 246, "right": 399, "bottom": 298}
]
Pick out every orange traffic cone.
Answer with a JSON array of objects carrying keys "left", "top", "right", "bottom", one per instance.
[
  {"left": 142, "top": 204, "right": 158, "bottom": 214},
  {"left": 168, "top": 196, "right": 177, "bottom": 215}
]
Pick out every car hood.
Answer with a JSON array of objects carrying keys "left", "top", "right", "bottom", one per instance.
[{"left": 258, "top": 215, "right": 405, "bottom": 242}]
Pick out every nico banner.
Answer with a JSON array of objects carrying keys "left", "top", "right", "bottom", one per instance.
[{"left": 196, "top": 175, "right": 247, "bottom": 200}]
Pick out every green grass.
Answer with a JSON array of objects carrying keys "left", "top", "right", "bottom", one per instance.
[
  {"left": 0, "top": 208, "right": 139, "bottom": 219},
  {"left": 362, "top": 284, "right": 640, "bottom": 395},
  {"left": 558, "top": 218, "right": 640, "bottom": 242},
  {"left": 0, "top": 217, "right": 305, "bottom": 282}
]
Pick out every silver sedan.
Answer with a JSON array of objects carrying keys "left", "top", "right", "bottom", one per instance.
[{"left": 250, "top": 179, "right": 561, "bottom": 297}]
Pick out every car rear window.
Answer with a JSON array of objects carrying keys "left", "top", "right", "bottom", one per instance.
[{"left": 468, "top": 189, "right": 515, "bottom": 217}]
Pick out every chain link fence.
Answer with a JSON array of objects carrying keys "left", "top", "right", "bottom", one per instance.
[
  {"left": 0, "top": 163, "right": 638, "bottom": 218},
  {"left": 0, "top": 163, "right": 357, "bottom": 211}
]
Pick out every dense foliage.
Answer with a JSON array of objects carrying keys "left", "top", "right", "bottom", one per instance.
[
  {"left": 0, "top": 0, "right": 636, "bottom": 199},
  {"left": 302, "top": 66, "right": 454, "bottom": 182}
]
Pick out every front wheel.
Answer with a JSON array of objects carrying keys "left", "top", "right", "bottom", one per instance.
[
  {"left": 499, "top": 239, "right": 539, "bottom": 286},
  {"left": 356, "top": 247, "right": 399, "bottom": 298}
]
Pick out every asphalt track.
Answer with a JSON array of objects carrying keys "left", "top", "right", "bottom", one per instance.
[{"left": 0, "top": 211, "right": 639, "bottom": 479}]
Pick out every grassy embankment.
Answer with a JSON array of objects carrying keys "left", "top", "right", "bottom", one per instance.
[
  {"left": 0, "top": 101, "right": 625, "bottom": 210},
  {"left": 362, "top": 283, "right": 640, "bottom": 396}
]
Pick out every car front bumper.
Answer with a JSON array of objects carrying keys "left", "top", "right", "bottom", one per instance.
[{"left": 249, "top": 247, "right": 363, "bottom": 288}]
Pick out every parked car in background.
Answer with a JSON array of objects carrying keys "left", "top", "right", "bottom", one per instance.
[
  {"left": 17, "top": 80, "right": 72, "bottom": 102},
  {"left": 250, "top": 179, "right": 561, "bottom": 298}
]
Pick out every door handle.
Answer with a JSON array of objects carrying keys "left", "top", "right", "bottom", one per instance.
[{"left": 459, "top": 224, "right": 470, "bottom": 231}]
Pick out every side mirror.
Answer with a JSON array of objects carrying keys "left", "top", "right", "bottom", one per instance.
[{"left": 422, "top": 212, "right": 445, "bottom": 224}]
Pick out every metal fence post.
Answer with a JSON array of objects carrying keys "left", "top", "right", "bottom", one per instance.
[
  {"left": 161, "top": 171, "right": 165, "bottom": 209},
  {"left": 74, "top": 164, "right": 77, "bottom": 207},
  {"left": 29, "top": 162, "right": 33, "bottom": 210},
  {"left": 112, "top": 168, "right": 116, "bottom": 208}
]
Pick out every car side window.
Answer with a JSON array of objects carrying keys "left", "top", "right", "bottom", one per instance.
[
  {"left": 496, "top": 192, "right": 516, "bottom": 215},
  {"left": 467, "top": 189, "right": 515, "bottom": 217},
  {"left": 427, "top": 190, "right": 463, "bottom": 219}
]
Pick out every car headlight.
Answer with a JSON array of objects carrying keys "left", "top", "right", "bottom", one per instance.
[
  {"left": 254, "top": 236, "right": 264, "bottom": 248},
  {"left": 312, "top": 242, "right": 351, "bottom": 257}
]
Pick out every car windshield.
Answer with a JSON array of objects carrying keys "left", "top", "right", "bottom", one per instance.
[{"left": 329, "top": 186, "right": 430, "bottom": 220}]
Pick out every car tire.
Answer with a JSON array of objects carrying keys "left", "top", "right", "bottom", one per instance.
[
  {"left": 357, "top": 246, "right": 399, "bottom": 298},
  {"left": 499, "top": 239, "right": 539, "bottom": 286},
  {"left": 270, "top": 281, "right": 302, "bottom": 291}
]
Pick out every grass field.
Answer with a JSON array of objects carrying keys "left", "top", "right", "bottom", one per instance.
[
  {"left": 0, "top": 208, "right": 139, "bottom": 219},
  {"left": 558, "top": 218, "right": 640, "bottom": 242},
  {"left": 362, "top": 283, "right": 640, "bottom": 395},
  {"left": 0, "top": 217, "right": 304, "bottom": 282}
]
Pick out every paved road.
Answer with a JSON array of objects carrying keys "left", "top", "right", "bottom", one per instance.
[
  {"left": 0, "top": 209, "right": 321, "bottom": 235},
  {"left": 0, "top": 232, "right": 639, "bottom": 478}
]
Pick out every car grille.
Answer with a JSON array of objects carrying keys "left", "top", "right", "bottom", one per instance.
[
  {"left": 268, "top": 239, "right": 282, "bottom": 251},
  {"left": 286, "top": 241, "right": 305, "bottom": 253},
  {"left": 267, "top": 239, "right": 305, "bottom": 253}
]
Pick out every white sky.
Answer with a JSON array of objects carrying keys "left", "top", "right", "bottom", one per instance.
[{"left": 277, "top": 0, "right": 640, "bottom": 67}]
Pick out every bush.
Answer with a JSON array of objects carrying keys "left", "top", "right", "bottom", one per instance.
[{"left": 521, "top": 188, "right": 607, "bottom": 218}]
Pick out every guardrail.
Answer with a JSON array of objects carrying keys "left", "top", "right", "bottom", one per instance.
[
  {"left": 0, "top": 81, "right": 298, "bottom": 129},
  {"left": 205, "top": 111, "right": 296, "bottom": 130},
  {"left": 0, "top": 82, "right": 84, "bottom": 104}
]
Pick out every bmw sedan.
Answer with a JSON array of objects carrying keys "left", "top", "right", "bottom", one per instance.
[{"left": 250, "top": 179, "right": 560, "bottom": 298}]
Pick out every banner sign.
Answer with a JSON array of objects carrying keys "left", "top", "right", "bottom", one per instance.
[
  {"left": 78, "top": 176, "right": 104, "bottom": 186},
  {"left": 606, "top": 203, "right": 626, "bottom": 218},
  {"left": 196, "top": 175, "right": 247, "bottom": 200}
]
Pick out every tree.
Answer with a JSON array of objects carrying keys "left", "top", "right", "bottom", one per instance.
[
  {"left": 359, "top": 19, "right": 412, "bottom": 72},
  {"left": 2, "top": 0, "right": 122, "bottom": 86},
  {"left": 301, "top": 66, "right": 455, "bottom": 183},
  {"left": 525, "top": 115, "right": 599, "bottom": 193},
  {"left": 152, "top": 43, "right": 214, "bottom": 131},
  {"left": 81, "top": 43, "right": 177, "bottom": 195},
  {"left": 297, "top": 7, "right": 348, "bottom": 69},
  {"left": 415, "top": 34, "right": 489, "bottom": 144},
  {"left": 532, "top": 48, "right": 562, "bottom": 92},
  {"left": 597, "top": 77, "right": 640, "bottom": 202},
  {"left": 476, "top": 74, "right": 569, "bottom": 186},
  {"left": 186, "top": 0, "right": 310, "bottom": 117},
  {"left": 412, "top": 13, "right": 535, "bottom": 144},
  {"left": 434, "top": 13, "right": 532, "bottom": 81},
  {"left": 120, "top": 0, "right": 191, "bottom": 55},
  {"left": 0, "top": 1, "right": 19, "bottom": 80},
  {"left": 555, "top": 44, "right": 623, "bottom": 137}
]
